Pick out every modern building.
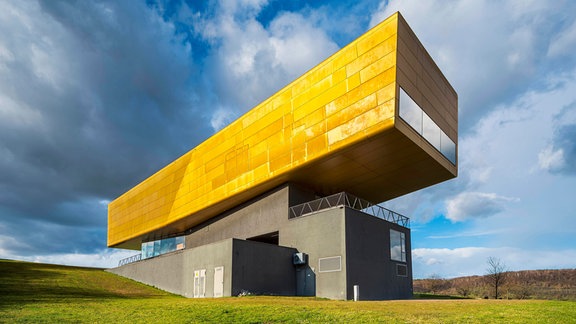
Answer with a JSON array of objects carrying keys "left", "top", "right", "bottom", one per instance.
[{"left": 108, "top": 12, "right": 457, "bottom": 300}]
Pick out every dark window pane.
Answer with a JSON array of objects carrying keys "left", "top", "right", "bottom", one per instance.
[
  {"left": 423, "top": 112, "right": 441, "bottom": 151},
  {"left": 441, "top": 131, "right": 456, "bottom": 164},
  {"left": 399, "top": 88, "right": 422, "bottom": 134}
]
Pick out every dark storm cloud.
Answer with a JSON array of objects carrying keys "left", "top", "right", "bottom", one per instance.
[
  {"left": 0, "top": 211, "right": 106, "bottom": 256},
  {"left": 0, "top": 0, "right": 346, "bottom": 261},
  {"left": 0, "top": 1, "right": 212, "bottom": 256}
]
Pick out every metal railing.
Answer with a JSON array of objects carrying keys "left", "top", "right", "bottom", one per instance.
[
  {"left": 118, "top": 253, "right": 141, "bottom": 267},
  {"left": 289, "top": 192, "right": 410, "bottom": 228}
]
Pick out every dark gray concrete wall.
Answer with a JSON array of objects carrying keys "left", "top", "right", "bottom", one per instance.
[
  {"left": 109, "top": 238, "right": 301, "bottom": 298},
  {"left": 108, "top": 249, "right": 186, "bottom": 295},
  {"left": 108, "top": 239, "right": 234, "bottom": 298},
  {"left": 111, "top": 184, "right": 412, "bottom": 300},
  {"left": 181, "top": 239, "right": 234, "bottom": 298},
  {"left": 231, "top": 239, "right": 297, "bottom": 296},
  {"left": 282, "top": 207, "right": 348, "bottom": 300},
  {"left": 185, "top": 184, "right": 315, "bottom": 249},
  {"left": 344, "top": 208, "right": 412, "bottom": 300}
]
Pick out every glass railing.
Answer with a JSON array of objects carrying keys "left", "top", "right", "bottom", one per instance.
[{"left": 141, "top": 236, "right": 186, "bottom": 260}]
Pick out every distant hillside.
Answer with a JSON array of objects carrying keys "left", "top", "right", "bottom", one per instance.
[{"left": 414, "top": 269, "right": 576, "bottom": 300}]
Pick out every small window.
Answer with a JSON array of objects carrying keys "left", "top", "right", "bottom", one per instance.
[{"left": 390, "top": 229, "right": 406, "bottom": 262}]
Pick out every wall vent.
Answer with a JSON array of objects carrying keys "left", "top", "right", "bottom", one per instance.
[
  {"left": 318, "top": 256, "right": 342, "bottom": 273},
  {"left": 396, "top": 264, "right": 408, "bottom": 277}
]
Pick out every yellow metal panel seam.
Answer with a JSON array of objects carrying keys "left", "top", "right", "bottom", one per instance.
[{"left": 108, "top": 12, "right": 408, "bottom": 247}]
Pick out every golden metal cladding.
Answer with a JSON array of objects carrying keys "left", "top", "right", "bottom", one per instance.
[{"left": 108, "top": 12, "right": 457, "bottom": 249}]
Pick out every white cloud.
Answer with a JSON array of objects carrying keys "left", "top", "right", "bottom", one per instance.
[
  {"left": 210, "top": 108, "right": 237, "bottom": 132},
  {"left": 538, "top": 122, "right": 576, "bottom": 175},
  {"left": 413, "top": 247, "right": 576, "bottom": 278},
  {"left": 446, "top": 192, "right": 518, "bottom": 222},
  {"left": 0, "top": 0, "right": 212, "bottom": 261},
  {"left": 538, "top": 146, "right": 566, "bottom": 172},
  {"left": 0, "top": 95, "right": 44, "bottom": 128},
  {"left": 269, "top": 12, "right": 339, "bottom": 76},
  {"left": 0, "top": 0, "right": 574, "bottom": 278},
  {"left": 376, "top": 1, "right": 576, "bottom": 228},
  {"left": 427, "top": 228, "right": 509, "bottom": 240},
  {"left": 195, "top": 2, "right": 338, "bottom": 123},
  {"left": 380, "top": 6, "right": 576, "bottom": 275},
  {"left": 218, "top": 0, "right": 268, "bottom": 17},
  {"left": 425, "top": 258, "right": 442, "bottom": 266},
  {"left": 6, "top": 249, "right": 136, "bottom": 269},
  {"left": 548, "top": 18, "right": 576, "bottom": 58},
  {"left": 370, "top": 0, "right": 576, "bottom": 129}
]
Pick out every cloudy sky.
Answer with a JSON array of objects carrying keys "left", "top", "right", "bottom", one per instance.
[{"left": 1, "top": 0, "right": 575, "bottom": 278}]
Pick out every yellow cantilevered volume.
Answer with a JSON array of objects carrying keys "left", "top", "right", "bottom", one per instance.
[{"left": 108, "top": 12, "right": 457, "bottom": 249}]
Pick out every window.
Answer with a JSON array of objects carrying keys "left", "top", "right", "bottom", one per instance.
[
  {"left": 175, "top": 236, "right": 185, "bottom": 250},
  {"left": 440, "top": 131, "right": 456, "bottom": 164},
  {"left": 390, "top": 229, "right": 406, "bottom": 262},
  {"left": 422, "top": 113, "right": 441, "bottom": 150},
  {"left": 160, "top": 237, "right": 175, "bottom": 254},
  {"left": 153, "top": 240, "right": 161, "bottom": 257},
  {"left": 142, "top": 241, "right": 154, "bottom": 259},
  {"left": 141, "top": 235, "right": 186, "bottom": 260},
  {"left": 399, "top": 87, "right": 456, "bottom": 165},
  {"left": 399, "top": 89, "right": 422, "bottom": 134}
]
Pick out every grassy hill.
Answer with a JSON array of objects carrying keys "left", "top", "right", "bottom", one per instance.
[
  {"left": 0, "top": 259, "right": 173, "bottom": 301},
  {"left": 1, "top": 259, "right": 576, "bottom": 323}
]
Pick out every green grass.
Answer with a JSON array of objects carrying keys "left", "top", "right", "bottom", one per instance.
[{"left": 1, "top": 260, "right": 575, "bottom": 323}]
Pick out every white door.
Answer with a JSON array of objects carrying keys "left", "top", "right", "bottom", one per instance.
[
  {"left": 193, "top": 269, "right": 206, "bottom": 298},
  {"left": 213, "top": 266, "right": 224, "bottom": 298}
]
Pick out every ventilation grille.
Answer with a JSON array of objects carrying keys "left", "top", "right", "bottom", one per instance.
[
  {"left": 397, "top": 264, "right": 408, "bottom": 277},
  {"left": 319, "top": 256, "right": 342, "bottom": 273}
]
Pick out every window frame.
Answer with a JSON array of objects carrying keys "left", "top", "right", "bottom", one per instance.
[{"left": 390, "top": 229, "right": 406, "bottom": 263}]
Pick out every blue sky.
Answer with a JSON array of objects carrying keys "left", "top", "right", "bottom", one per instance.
[{"left": 0, "top": 0, "right": 575, "bottom": 279}]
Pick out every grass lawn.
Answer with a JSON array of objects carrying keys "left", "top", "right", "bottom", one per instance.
[{"left": 1, "top": 259, "right": 575, "bottom": 323}]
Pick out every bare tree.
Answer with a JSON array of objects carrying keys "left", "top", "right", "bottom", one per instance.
[
  {"left": 485, "top": 256, "right": 507, "bottom": 299},
  {"left": 427, "top": 274, "right": 448, "bottom": 294},
  {"left": 455, "top": 278, "right": 473, "bottom": 297}
]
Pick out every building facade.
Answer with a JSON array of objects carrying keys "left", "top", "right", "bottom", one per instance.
[
  {"left": 111, "top": 185, "right": 412, "bottom": 299},
  {"left": 108, "top": 12, "right": 457, "bottom": 300}
]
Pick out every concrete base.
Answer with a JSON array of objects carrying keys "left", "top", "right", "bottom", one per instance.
[
  {"left": 110, "top": 184, "right": 412, "bottom": 300},
  {"left": 108, "top": 238, "right": 297, "bottom": 297}
]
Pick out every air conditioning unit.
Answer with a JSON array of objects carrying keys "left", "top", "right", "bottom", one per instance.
[{"left": 293, "top": 252, "right": 308, "bottom": 265}]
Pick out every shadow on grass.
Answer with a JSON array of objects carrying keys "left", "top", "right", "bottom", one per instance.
[
  {"left": 413, "top": 293, "right": 472, "bottom": 300},
  {"left": 0, "top": 260, "right": 173, "bottom": 307}
]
